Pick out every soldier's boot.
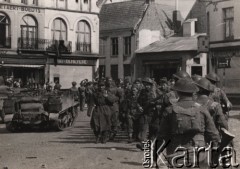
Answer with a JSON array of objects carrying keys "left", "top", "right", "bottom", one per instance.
[
  {"left": 109, "top": 132, "right": 116, "bottom": 141},
  {"left": 136, "top": 142, "right": 144, "bottom": 151},
  {"left": 95, "top": 136, "right": 100, "bottom": 144},
  {"left": 128, "top": 133, "right": 133, "bottom": 143},
  {"left": 101, "top": 131, "right": 109, "bottom": 144}
]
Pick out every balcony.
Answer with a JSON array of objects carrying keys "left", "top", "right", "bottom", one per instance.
[
  {"left": 0, "top": 37, "right": 11, "bottom": 49},
  {"left": 76, "top": 42, "right": 91, "bottom": 54},
  {"left": 46, "top": 40, "right": 72, "bottom": 54},
  {"left": 18, "top": 38, "right": 72, "bottom": 54}
]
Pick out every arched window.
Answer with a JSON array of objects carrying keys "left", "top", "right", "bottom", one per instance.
[
  {"left": 20, "top": 15, "right": 38, "bottom": 49},
  {"left": 51, "top": 18, "right": 67, "bottom": 41},
  {"left": 0, "top": 13, "right": 11, "bottom": 48},
  {"left": 76, "top": 20, "right": 91, "bottom": 53}
]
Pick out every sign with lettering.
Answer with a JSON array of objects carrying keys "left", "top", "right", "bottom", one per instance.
[
  {"left": 198, "top": 35, "right": 209, "bottom": 53},
  {"left": 51, "top": 59, "right": 97, "bottom": 66},
  {"left": 0, "top": 4, "right": 41, "bottom": 13},
  {"left": 218, "top": 57, "right": 231, "bottom": 68}
]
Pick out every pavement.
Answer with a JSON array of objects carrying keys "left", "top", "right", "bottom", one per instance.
[
  {"left": 0, "top": 110, "right": 240, "bottom": 169},
  {"left": 0, "top": 110, "right": 148, "bottom": 169}
]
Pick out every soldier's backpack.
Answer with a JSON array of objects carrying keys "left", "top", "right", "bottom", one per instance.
[{"left": 171, "top": 103, "right": 203, "bottom": 135}]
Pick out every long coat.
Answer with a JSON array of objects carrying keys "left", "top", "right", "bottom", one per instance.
[{"left": 90, "top": 91, "right": 115, "bottom": 133}]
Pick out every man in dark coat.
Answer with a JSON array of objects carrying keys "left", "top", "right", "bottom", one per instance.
[{"left": 90, "top": 81, "right": 116, "bottom": 144}]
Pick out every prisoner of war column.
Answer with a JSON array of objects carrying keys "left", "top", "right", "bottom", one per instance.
[{"left": 157, "top": 78, "right": 220, "bottom": 169}]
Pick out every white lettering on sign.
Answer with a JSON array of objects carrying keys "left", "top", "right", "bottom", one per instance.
[
  {"left": 57, "top": 59, "right": 94, "bottom": 65},
  {"left": 0, "top": 4, "right": 41, "bottom": 13}
]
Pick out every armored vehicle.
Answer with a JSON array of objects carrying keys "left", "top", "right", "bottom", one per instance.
[{"left": 4, "top": 90, "right": 79, "bottom": 132}]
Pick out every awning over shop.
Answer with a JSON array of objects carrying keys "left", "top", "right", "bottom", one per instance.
[
  {"left": 135, "top": 34, "right": 203, "bottom": 54},
  {"left": 2, "top": 64, "right": 44, "bottom": 68}
]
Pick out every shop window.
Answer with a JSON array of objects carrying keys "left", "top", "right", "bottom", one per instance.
[
  {"left": 20, "top": 15, "right": 38, "bottom": 49},
  {"left": 76, "top": 20, "right": 91, "bottom": 53},
  {"left": 223, "top": 7, "right": 234, "bottom": 40},
  {"left": 0, "top": 13, "right": 11, "bottom": 48},
  {"left": 124, "top": 36, "right": 131, "bottom": 56},
  {"left": 51, "top": 18, "right": 67, "bottom": 41},
  {"left": 111, "top": 65, "right": 118, "bottom": 80},
  {"left": 111, "top": 37, "right": 118, "bottom": 57},
  {"left": 191, "top": 66, "right": 202, "bottom": 76},
  {"left": 124, "top": 64, "right": 131, "bottom": 77}
]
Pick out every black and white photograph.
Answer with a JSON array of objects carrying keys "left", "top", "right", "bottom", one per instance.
[{"left": 0, "top": 0, "right": 240, "bottom": 168}]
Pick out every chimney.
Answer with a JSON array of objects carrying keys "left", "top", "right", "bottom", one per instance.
[
  {"left": 183, "top": 18, "right": 198, "bottom": 37},
  {"left": 172, "top": 0, "right": 182, "bottom": 33}
]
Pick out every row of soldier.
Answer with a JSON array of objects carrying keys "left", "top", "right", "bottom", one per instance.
[{"left": 84, "top": 71, "right": 233, "bottom": 168}]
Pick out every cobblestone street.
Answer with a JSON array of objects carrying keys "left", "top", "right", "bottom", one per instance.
[{"left": 0, "top": 110, "right": 240, "bottom": 169}]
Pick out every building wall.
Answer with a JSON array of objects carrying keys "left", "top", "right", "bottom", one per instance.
[
  {"left": 99, "top": 30, "right": 134, "bottom": 79},
  {"left": 99, "top": 2, "right": 174, "bottom": 80},
  {"left": 185, "top": 1, "right": 207, "bottom": 34},
  {"left": 207, "top": 0, "right": 240, "bottom": 94},
  {"left": 0, "top": 0, "right": 100, "bottom": 88},
  {"left": 206, "top": 0, "right": 239, "bottom": 42}
]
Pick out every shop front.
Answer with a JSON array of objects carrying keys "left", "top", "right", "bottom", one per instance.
[
  {"left": 210, "top": 44, "right": 240, "bottom": 94},
  {"left": 47, "top": 55, "right": 99, "bottom": 89},
  {"left": 0, "top": 55, "right": 46, "bottom": 87}
]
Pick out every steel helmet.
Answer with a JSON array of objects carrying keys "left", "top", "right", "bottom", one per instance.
[
  {"left": 206, "top": 72, "right": 220, "bottom": 82},
  {"left": 195, "top": 78, "right": 214, "bottom": 92},
  {"left": 173, "top": 70, "right": 191, "bottom": 80},
  {"left": 191, "top": 74, "right": 202, "bottom": 82},
  {"left": 142, "top": 77, "right": 153, "bottom": 85},
  {"left": 172, "top": 78, "right": 199, "bottom": 93}
]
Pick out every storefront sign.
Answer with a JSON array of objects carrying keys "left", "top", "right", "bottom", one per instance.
[
  {"left": 0, "top": 4, "right": 41, "bottom": 13},
  {"left": 56, "top": 59, "right": 96, "bottom": 66},
  {"left": 218, "top": 57, "right": 231, "bottom": 68}
]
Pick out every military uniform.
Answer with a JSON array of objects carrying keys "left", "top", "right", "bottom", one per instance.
[
  {"left": 137, "top": 78, "right": 161, "bottom": 142},
  {"left": 78, "top": 84, "right": 86, "bottom": 111},
  {"left": 157, "top": 78, "right": 220, "bottom": 168},
  {"left": 206, "top": 72, "right": 232, "bottom": 118},
  {"left": 107, "top": 83, "right": 123, "bottom": 140}
]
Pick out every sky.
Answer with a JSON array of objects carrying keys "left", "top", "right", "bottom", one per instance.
[{"left": 156, "top": 0, "right": 197, "bottom": 19}]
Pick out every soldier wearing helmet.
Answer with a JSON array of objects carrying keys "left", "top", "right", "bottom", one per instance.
[
  {"left": 206, "top": 72, "right": 232, "bottom": 118},
  {"left": 192, "top": 74, "right": 202, "bottom": 82},
  {"left": 156, "top": 78, "right": 220, "bottom": 168},
  {"left": 70, "top": 81, "right": 78, "bottom": 101},
  {"left": 196, "top": 78, "right": 228, "bottom": 131},
  {"left": 136, "top": 77, "right": 162, "bottom": 150}
]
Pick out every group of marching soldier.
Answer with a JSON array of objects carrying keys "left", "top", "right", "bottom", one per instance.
[{"left": 83, "top": 70, "right": 233, "bottom": 168}]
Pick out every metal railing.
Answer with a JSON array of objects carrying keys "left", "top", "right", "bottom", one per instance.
[
  {"left": 18, "top": 38, "right": 72, "bottom": 53},
  {"left": 76, "top": 42, "right": 91, "bottom": 53}
]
